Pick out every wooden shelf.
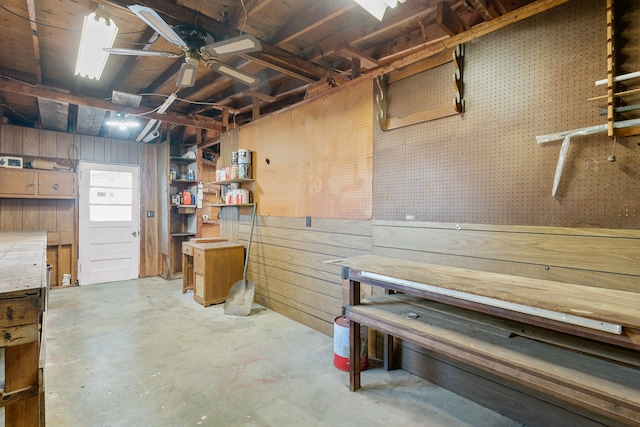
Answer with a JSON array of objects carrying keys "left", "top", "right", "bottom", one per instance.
[
  {"left": 170, "top": 156, "right": 196, "bottom": 163},
  {"left": 171, "top": 232, "right": 196, "bottom": 238},
  {"left": 213, "top": 179, "right": 253, "bottom": 185},
  {"left": 171, "top": 179, "right": 197, "bottom": 184},
  {"left": 213, "top": 203, "right": 255, "bottom": 207}
]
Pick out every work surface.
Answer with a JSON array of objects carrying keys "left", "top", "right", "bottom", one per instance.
[
  {"left": 0, "top": 230, "right": 47, "bottom": 293},
  {"left": 330, "top": 255, "right": 640, "bottom": 330}
]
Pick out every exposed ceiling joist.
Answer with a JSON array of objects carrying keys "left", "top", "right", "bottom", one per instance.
[
  {"left": 105, "top": 0, "right": 328, "bottom": 81},
  {"left": 25, "top": 0, "right": 42, "bottom": 84},
  {"left": 0, "top": 78, "right": 226, "bottom": 131}
]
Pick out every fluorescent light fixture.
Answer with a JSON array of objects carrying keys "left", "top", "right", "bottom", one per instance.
[
  {"left": 128, "top": 5, "right": 186, "bottom": 48},
  {"left": 176, "top": 63, "right": 198, "bottom": 87},
  {"left": 135, "top": 93, "right": 177, "bottom": 142},
  {"left": 75, "top": 7, "right": 118, "bottom": 80},
  {"left": 208, "top": 62, "right": 259, "bottom": 86},
  {"left": 353, "top": 0, "right": 404, "bottom": 21},
  {"left": 203, "top": 34, "right": 262, "bottom": 57},
  {"left": 157, "top": 93, "right": 178, "bottom": 114}
]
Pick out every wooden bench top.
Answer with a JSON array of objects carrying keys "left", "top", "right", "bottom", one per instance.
[
  {"left": 331, "top": 254, "right": 640, "bottom": 332},
  {"left": 0, "top": 231, "right": 47, "bottom": 294}
]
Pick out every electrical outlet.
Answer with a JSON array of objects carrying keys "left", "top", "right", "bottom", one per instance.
[
  {"left": 146, "top": 211, "right": 154, "bottom": 217},
  {"left": 306, "top": 216, "right": 311, "bottom": 227}
]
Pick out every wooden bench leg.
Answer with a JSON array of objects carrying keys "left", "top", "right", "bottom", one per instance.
[
  {"left": 350, "top": 319, "right": 361, "bottom": 391},
  {"left": 383, "top": 333, "right": 395, "bottom": 371},
  {"left": 5, "top": 341, "right": 41, "bottom": 426},
  {"left": 349, "top": 278, "right": 361, "bottom": 391}
]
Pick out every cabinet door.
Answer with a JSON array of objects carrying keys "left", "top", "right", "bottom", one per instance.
[
  {"left": 37, "top": 171, "right": 76, "bottom": 198},
  {"left": 0, "top": 169, "right": 37, "bottom": 197}
]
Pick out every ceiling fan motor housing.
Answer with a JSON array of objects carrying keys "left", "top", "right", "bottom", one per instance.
[{"left": 173, "top": 25, "right": 209, "bottom": 52}]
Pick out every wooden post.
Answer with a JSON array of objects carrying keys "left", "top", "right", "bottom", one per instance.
[{"left": 349, "top": 277, "right": 361, "bottom": 391}]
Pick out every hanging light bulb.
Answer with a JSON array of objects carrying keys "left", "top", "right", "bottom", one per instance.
[
  {"left": 75, "top": 5, "right": 118, "bottom": 80},
  {"left": 105, "top": 112, "right": 139, "bottom": 130}
]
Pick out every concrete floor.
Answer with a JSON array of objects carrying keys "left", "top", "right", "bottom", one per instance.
[{"left": 44, "top": 277, "right": 522, "bottom": 427}]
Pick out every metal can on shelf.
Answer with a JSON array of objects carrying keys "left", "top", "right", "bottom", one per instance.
[
  {"left": 230, "top": 151, "right": 238, "bottom": 166},
  {"left": 238, "top": 164, "right": 252, "bottom": 179},
  {"left": 237, "top": 149, "right": 252, "bottom": 164}
]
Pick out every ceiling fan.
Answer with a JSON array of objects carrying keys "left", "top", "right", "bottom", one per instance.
[{"left": 104, "top": 5, "right": 262, "bottom": 87}]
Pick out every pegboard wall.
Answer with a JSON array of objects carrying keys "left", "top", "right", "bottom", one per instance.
[
  {"left": 238, "top": 82, "right": 373, "bottom": 219},
  {"left": 374, "top": 0, "right": 639, "bottom": 229}
]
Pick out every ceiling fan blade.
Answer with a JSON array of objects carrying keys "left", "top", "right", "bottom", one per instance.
[
  {"left": 103, "top": 48, "right": 182, "bottom": 58},
  {"left": 128, "top": 5, "right": 187, "bottom": 48},
  {"left": 206, "top": 61, "right": 260, "bottom": 86},
  {"left": 202, "top": 34, "right": 262, "bottom": 57}
]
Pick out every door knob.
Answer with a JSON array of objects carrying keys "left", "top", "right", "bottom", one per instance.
[{"left": 132, "top": 231, "right": 138, "bottom": 237}]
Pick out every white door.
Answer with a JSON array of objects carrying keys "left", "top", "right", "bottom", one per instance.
[{"left": 78, "top": 162, "right": 140, "bottom": 285}]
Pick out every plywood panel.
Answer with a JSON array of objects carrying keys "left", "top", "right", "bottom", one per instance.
[
  {"left": 239, "top": 80, "right": 373, "bottom": 220},
  {"left": 373, "top": 0, "right": 639, "bottom": 229}
]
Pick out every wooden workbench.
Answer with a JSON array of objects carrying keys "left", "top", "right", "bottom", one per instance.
[
  {"left": 0, "top": 231, "right": 47, "bottom": 426},
  {"left": 332, "top": 254, "right": 640, "bottom": 425}
]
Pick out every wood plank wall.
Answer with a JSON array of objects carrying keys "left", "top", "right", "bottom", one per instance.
[
  {"left": 240, "top": 215, "right": 371, "bottom": 336},
  {"left": 370, "top": 220, "right": 640, "bottom": 426},
  {"left": 0, "top": 123, "right": 160, "bottom": 280}
]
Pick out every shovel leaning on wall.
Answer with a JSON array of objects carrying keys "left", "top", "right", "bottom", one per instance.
[{"left": 223, "top": 203, "right": 256, "bottom": 316}]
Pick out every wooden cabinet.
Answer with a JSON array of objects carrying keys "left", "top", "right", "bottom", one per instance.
[
  {"left": 0, "top": 168, "right": 76, "bottom": 199},
  {"left": 181, "top": 237, "right": 227, "bottom": 293},
  {"left": 192, "top": 242, "right": 244, "bottom": 307}
]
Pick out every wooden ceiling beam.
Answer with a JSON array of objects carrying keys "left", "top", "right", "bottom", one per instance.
[
  {"left": 226, "top": 0, "right": 274, "bottom": 30},
  {"left": 305, "top": 2, "right": 439, "bottom": 63},
  {"left": 143, "top": 60, "right": 182, "bottom": 94},
  {"left": 436, "top": 1, "right": 469, "bottom": 36},
  {"left": 105, "top": 0, "right": 328, "bottom": 81},
  {"left": 466, "top": 0, "right": 494, "bottom": 21},
  {"left": 270, "top": 1, "right": 357, "bottom": 46},
  {"left": 338, "top": 46, "right": 379, "bottom": 70},
  {"left": 25, "top": 0, "right": 42, "bottom": 84},
  {"left": 369, "top": 0, "right": 571, "bottom": 80},
  {"left": 108, "top": 28, "right": 159, "bottom": 93},
  {"left": 0, "top": 77, "right": 226, "bottom": 131}
]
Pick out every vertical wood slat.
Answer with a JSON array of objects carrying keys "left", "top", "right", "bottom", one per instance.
[
  {"left": 140, "top": 143, "right": 159, "bottom": 277},
  {"left": 78, "top": 134, "right": 95, "bottom": 161},
  {"left": 0, "top": 200, "right": 23, "bottom": 230},
  {"left": 22, "top": 200, "right": 38, "bottom": 230},
  {"left": 57, "top": 133, "right": 74, "bottom": 160},
  {"left": 22, "top": 128, "right": 39, "bottom": 156},
  {"left": 39, "top": 130, "right": 58, "bottom": 158},
  {"left": 0, "top": 125, "right": 23, "bottom": 154}
]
